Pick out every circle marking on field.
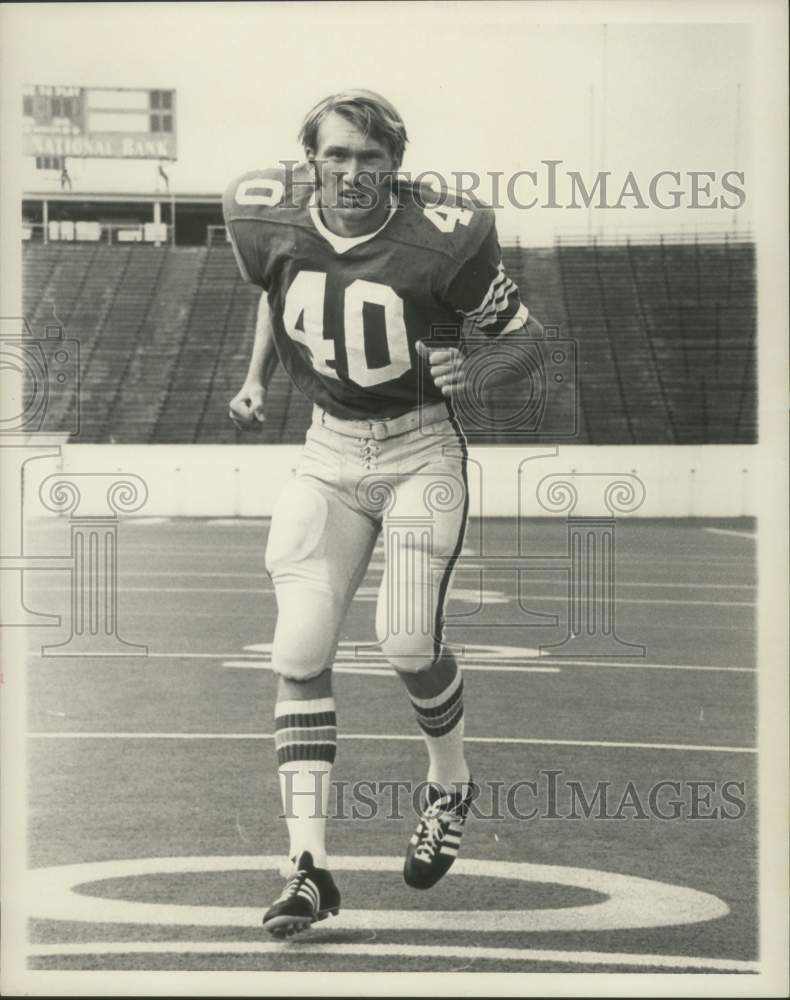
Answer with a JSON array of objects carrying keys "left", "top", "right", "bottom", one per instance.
[{"left": 26, "top": 854, "right": 729, "bottom": 933}]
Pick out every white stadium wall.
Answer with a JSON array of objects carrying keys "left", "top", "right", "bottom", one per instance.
[{"left": 23, "top": 444, "right": 757, "bottom": 520}]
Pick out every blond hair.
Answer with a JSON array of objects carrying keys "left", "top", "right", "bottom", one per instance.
[{"left": 299, "top": 89, "right": 408, "bottom": 166}]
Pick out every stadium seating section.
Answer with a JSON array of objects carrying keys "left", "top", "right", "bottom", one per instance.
[{"left": 22, "top": 240, "right": 756, "bottom": 444}]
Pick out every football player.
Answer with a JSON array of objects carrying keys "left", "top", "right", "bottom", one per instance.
[{"left": 225, "top": 90, "right": 543, "bottom": 938}]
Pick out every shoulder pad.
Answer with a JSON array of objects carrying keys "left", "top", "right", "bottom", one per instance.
[
  {"left": 393, "top": 180, "right": 495, "bottom": 263},
  {"left": 222, "top": 162, "right": 315, "bottom": 224}
]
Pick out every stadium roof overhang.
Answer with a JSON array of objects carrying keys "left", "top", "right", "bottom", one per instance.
[{"left": 22, "top": 191, "right": 221, "bottom": 205}]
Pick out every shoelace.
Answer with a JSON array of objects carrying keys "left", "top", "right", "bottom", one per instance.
[
  {"left": 414, "top": 798, "right": 454, "bottom": 862},
  {"left": 275, "top": 867, "right": 309, "bottom": 904}
]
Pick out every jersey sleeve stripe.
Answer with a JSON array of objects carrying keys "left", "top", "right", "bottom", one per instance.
[
  {"left": 495, "top": 302, "right": 529, "bottom": 335},
  {"left": 461, "top": 264, "right": 507, "bottom": 319},
  {"left": 476, "top": 298, "right": 528, "bottom": 336},
  {"left": 472, "top": 278, "right": 519, "bottom": 325}
]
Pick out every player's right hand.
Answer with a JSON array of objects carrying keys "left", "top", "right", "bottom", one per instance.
[{"left": 228, "top": 382, "right": 266, "bottom": 431}]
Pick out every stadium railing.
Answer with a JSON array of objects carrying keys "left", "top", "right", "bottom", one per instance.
[
  {"left": 23, "top": 221, "right": 172, "bottom": 245},
  {"left": 555, "top": 226, "right": 753, "bottom": 245}
]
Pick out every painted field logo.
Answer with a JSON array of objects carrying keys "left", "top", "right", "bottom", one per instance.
[{"left": 25, "top": 853, "right": 748, "bottom": 973}]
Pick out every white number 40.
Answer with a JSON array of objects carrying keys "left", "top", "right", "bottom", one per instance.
[{"left": 284, "top": 271, "right": 411, "bottom": 388}]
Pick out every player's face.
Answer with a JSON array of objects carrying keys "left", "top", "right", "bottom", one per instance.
[{"left": 309, "top": 111, "right": 397, "bottom": 234}]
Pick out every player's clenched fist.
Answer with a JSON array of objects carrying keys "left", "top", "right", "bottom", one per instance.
[
  {"left": 415, "top": 341, "right": 466, "bottom": 397},
  {"left": 228, "top": 382, "right": 266, "bottom": 430}
]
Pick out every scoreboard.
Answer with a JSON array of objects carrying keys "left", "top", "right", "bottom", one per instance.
[{"left": 23, "top": 85, "right": 177, "bottom": 161}]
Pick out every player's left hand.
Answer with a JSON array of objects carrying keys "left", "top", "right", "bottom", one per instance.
[{"left": 416, "top": 341, "right": 466, "bottom": 397}]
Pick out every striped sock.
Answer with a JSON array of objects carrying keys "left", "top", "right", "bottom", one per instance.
[
  {"left": 274, "top": 697, "right": 337, "bottom": 869},
  {"left": 409, "top": 666, "right": 470, "bottom": 793}
]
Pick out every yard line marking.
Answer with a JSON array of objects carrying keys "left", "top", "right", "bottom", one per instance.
[
  {"left": 463, "top": 736, "right": 756, "bottom": 753},
  {"left": 704, "top": 528, "right": 756, "bottom": 539},
  {"left": 223, "top": 661, "right": 397, "bottom": 678},
  {"left": 24, "top": 585, "right": 756, "bottom": 607},
  {"left": 534, "top": 659, "right": 753, "bottom": 673},
  {"left": 515, "top": 581, "right": 756, "bottom": 591},
  {"left": 31, "top": 570, "right": 758, "bottom": 590},
  {"left": 61, "top": 611, "right": 759, "bottom": 630},
  {"left": 26, "top": 940, "right": 758, "bottom": 972},
  {"left": 59, "top": 541, "right": 751, "bottom": 563},
  {"left": 221, "top": 660, "right": 561, "bottom": 676},
  {"left": 119, "top": 517, "right": 172, "bottom": 525},
  {"left": 510, "top": 596, "right": 755, "bottom": 608},
  {"left": 26, "top": 650, "right": 753, "bottom": 673},
  {"left": 205, "top": 519, "right": 268, "bottom": 526},
  {"left": 27, "top": 732, "right": 756, "bottom": 753},
  {"left": 221, "top": 655, "right": 753, "bottom": 675},
  {"left": 220, "top": 658, "right": 751, "bottom": 675},
  {"left": 27, "top": 585, "right": 278, "bottom": 595}
]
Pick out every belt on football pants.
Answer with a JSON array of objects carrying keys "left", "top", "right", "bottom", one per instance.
[{"left": 313, "top": 402, "right": 451, "bottom": 441}]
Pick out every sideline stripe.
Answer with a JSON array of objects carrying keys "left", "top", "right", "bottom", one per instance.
[
  {"left": 27, "top": 732, "right": 756, "bottom": 754},
  {"left": 704, "top": 528, "right": 756, "bottom": 539},
  {"left": 26, "top": 940, "right": 758, "bottom": 972}
]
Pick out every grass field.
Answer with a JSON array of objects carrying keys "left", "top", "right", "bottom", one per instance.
[{"left": 23, "top": 515, "right": 757, "bottom": 973}]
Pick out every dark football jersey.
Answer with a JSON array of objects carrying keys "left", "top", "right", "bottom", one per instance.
[{"left": 223, "top": 162, "right": 528, "bottom": 420}]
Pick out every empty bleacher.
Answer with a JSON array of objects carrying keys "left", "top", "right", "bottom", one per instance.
[{"left": 21, "top": 238, "right": 757, "bottom": 444}]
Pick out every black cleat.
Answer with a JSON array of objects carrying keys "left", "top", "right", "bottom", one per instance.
[
  {"left": 262, "top": 850, "right": 341, "bottom": 939},
  {"left": 404, "top": 781, "right": 474, "bottom": 890}
]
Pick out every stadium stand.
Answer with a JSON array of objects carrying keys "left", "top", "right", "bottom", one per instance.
[{"left": 21, "top": 237, "right": 756, "bottom": 445}]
